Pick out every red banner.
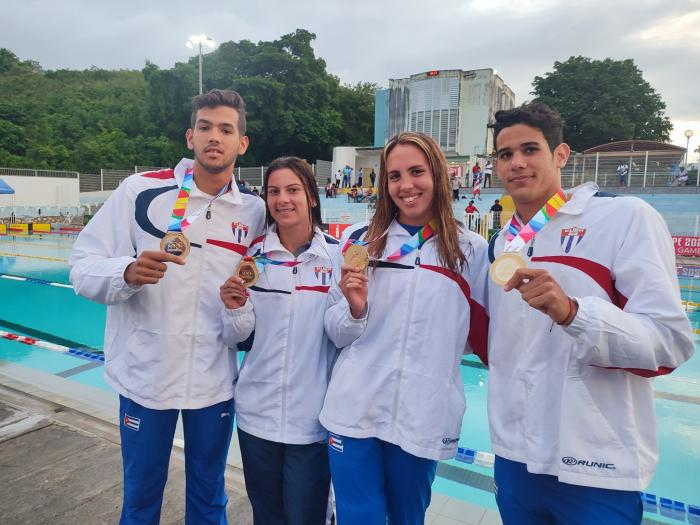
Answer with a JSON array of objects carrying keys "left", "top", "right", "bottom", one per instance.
[
  {"left": 328, "top": 224, "right": 351, "bottom": 239},
  {"left": 672, "top": 236, "right": 700, "bottom": 257}
]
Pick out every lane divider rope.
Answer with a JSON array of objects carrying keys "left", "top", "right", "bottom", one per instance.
[
  {"left": 0, "top": 273, "right": 72, "bottom": 288},
  {"left": 0, "top": 329, "right": 103, "bottom": 362},
  {"left": 0, "top": 251, "right": 68, "bottom": 262}
]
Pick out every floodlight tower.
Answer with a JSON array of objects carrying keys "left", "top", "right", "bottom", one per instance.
[{"left": 185, "top": 34, "right": 217, "bottom": 94}]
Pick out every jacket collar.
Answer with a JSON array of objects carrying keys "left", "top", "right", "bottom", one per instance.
[
  {"left": 558, "top": 182, "right": 599, "bottom": 216},
  {"left": 260, "top": 224, "right": 331, "bottom": 262},
  {"left": 174, "top": 158, "right": 243, "bottom": 206}
]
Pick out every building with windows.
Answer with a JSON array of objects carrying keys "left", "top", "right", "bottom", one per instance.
[
  {"left": 331, "top": 68, "right": 515, "bottom": 189},
  {"left": 374, "top": 69, "right": 515, "bottom": 158}
]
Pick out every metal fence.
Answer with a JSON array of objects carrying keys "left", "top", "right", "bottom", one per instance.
[
  {"left": 0, "top": 167, "right": 79, "bottom": 179},
  {"left": 2, "top": 150, "right": 696, "bottom": 195},
  {"left": 469, "top": 150, "right": 696, "bottom": 190}
]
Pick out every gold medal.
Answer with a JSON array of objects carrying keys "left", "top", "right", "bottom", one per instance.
[
  {"left": 344, "top": 244, "right": 369, "bottom": 272},
  {"left": 160, "top": 232, "right": 191, "bottom": 258},
  {"left": 490, "top": 252, "right": 526, "bottom": 286},
  {"left": 237, "top": 257, "right": 259, "bottom": 288}
]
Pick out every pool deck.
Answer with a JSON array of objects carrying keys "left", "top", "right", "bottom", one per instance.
[{"left": 0, "top": 360, "right": 505, "bottom": 525}]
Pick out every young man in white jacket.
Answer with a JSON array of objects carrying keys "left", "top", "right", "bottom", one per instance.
[
  {"left": 69, "top": 89, "right": 265, "bottom": 524},
  {"left": 485, "top": 102, "right": 694, "bottom": 523}
]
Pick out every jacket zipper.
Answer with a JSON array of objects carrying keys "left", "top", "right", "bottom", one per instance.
[
  {"left": 185, "top": 198, "right": 210, "bottom": 403},
  {"left": 281, "top": 258, "right": 300, "bottom": 439},
  {"left": 390, "top": 244, "right": 421, "bottom": 434}
]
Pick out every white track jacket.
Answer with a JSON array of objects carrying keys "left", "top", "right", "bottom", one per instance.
[
  {"left": 320, "top": 221, "right": 489, "bottom": 460},
  {"left": 225, "top": 225, "right": 339, "bottom": 444},
  {"left": 70, "top": 159, "right": 266, "bottom": 410},
  {"left": 486, "top": 182, "right": 694, "bottom": 490}
]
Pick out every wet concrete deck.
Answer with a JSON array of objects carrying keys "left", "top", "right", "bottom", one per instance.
[{"left": 0, "top": 386, "right": 253, "bottom": 524}]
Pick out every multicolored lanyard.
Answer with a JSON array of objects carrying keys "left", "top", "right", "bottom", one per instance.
[
  {"left": 341, "top": 221, "right": 437, "bottom": 260},
  {"left": 252, "top": 253, "right": 302, "bottom": 268},
  {"left": 387, "top": 220, "right": 437, "bottom": 261},
  {"left": 504, "top": 190, "right": 566, "bottom": 253},
  {"left": 167, "top": 168, "right": 232, "bottom": 233}
]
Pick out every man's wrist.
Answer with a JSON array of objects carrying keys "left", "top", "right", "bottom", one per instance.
[
  {"left": 557, "top": 297, "right": 578, "bottom": 326},
  {"left": 123, "top": 262, "right": 136, "bottom": 284}
]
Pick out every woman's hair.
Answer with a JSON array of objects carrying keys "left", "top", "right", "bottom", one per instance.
[
  {"left": 366, "top": 132, "right": 466, "bottom": 272},
  {"left": 262, "top": 156, "right": 322, "bottom": 229}
]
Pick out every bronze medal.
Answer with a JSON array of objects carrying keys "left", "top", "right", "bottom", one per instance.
[
  {"left": 490, "top": 252, "right": 526, "bottom": 286},
  {"left": 237, "top": 258, "right": 259, "bottom": 288},
  {"left": 343, "top": 244, "right": 370, "bottom": 272},
  {"left": 160, "top": 232, "right": 191, "bottom": 258}
]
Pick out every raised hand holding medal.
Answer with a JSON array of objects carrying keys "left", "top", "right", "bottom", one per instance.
[{"left": 490, "top": 190, "right": 567, "bottom": 286}]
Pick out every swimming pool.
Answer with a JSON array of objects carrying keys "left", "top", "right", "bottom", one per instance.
[{"left": 1, "top": 193, "right": 699, "bottom": 522}]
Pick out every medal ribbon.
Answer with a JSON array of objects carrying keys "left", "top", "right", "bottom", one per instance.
[
  {"left": 252, "top": 253, "right": 302, "bottom": 268},
  {"left": 386, "top": 220, "right": 437, "bottom": 261},
  {"left": 167, "top": 168, "right": 232, "bottom": 233},
  {"left": 504, "top": 190, "right": 566, "bottom": 252}
]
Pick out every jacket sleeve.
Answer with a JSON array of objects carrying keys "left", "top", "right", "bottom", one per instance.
[
  {"left": 68, "top": 179, "right": 143, "bottom": 305},
  {"left": 324, "top": 229, "right": 368, "bottom": 349},
  {"left": 563, "top": 201, "right": 694, "bottom": 376},
  {"left": 463, "top": 232, "right": 490, "bottom": 365},
  {"left": 221, "top": 299, "right": 255, "bottom": 345}
]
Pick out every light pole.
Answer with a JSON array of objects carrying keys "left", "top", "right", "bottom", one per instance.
[
  {"left": 185, "top": 34, "right": 217, "bottom": 94},
  {"left": 684, "top": 129, "right": 694, "bottom": 166}
]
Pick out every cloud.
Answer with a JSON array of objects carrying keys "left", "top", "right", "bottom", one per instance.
[
  {"left": 629, "top": 10, "right": 700, "bottom": 47},
  {"left": 1, "top": 0, "right": 698, "bottom": 128}
]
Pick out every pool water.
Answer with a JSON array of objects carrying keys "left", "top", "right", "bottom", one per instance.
[{"left": 1, "top": 193, "right": 699, "bottom": 520}]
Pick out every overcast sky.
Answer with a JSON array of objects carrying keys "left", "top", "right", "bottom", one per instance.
[{"left": 2, "top": 0, "right": 699, "bottom": 159}]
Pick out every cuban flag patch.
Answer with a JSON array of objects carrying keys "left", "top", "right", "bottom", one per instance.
[
  {"left": 314, "top": 266, "right": 333, "bottom": 285},
  {"left": 560, "top": 227, "right": 586, "bottom": 253},
  {"left": 231, "top": 221, "right": 250, "bottom": 243},
  {"left": 123, "top": 414, "right": 140, "bottom": 431},
  {"left": 328, "top": 434, "right": 344, "bottom": 452}
]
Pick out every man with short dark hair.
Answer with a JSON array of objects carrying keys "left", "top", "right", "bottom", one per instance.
[
  {"left": 70, "top": 89, "right": 265, "bottom": 524},
  {"left": 484, "top": 102, "right": 693, "bottom": 523}
]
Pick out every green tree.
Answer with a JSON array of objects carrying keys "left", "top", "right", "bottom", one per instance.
[
  {"left": 531, "top": 56, "right": 672, "bottom": 151},
  {"left": 0, "top": 29, "right": 375, "bottom": 173}
]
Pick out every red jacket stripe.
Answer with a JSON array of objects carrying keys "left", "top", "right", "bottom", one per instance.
[
  {"left": 419, "top": 264, "right": 489, "bottom": 366},
  {"left": 206, "top": 239, "right": 247, "bottom": 255},
  {"left": 295, "top": 285, "right": 330, "bottom": 293},
  {"left": 530, "top": 255, "right": 677, "bottom": 377},
  {"left": 141, "top": 169, "right": 175, "bottom": 179}
]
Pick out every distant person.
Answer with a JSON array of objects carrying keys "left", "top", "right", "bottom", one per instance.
[
  {"left": 465, "top": 200, "right": 479, "bottom": 230},
  {"left": 489, "top": 199, "right": 503, "bottom": 228},
  {"left": 357, "top": 167, "right": 363, "bottom": 188},
  {"left": 472, "top": 171, "right": 483, "bottom": 201},
  {"left": 451, "top": 174, "right": 461, "bottom": 201},
  {"left": 678, "top": 166, "right": 689, "bottom": 185},
  {"left": 472, "top": 162, "right": 481, "bottom": 187},
  {"left": 616, "top": 162, "right": 629, "bottom": 186},
  {"left": 487, "top": 102, "right": 693, "bottom": 524},
  {"left": 484, "top": 159, "right": 493, "bottom": 188},
  {"left": 70, "top": 89, "right": 266, "bottom": 524},
  {"left": 369, "top": 168, "right": 376, "bottom": 187}
]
